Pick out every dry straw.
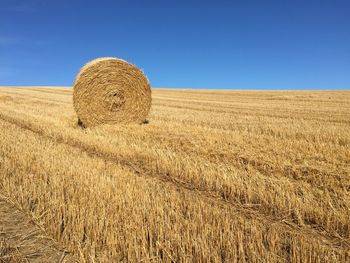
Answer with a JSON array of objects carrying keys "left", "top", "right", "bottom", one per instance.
[{"left": 73, "top": 57, "right": 151, "bottom": 127}]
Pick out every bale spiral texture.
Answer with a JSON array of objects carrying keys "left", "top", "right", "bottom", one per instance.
[{"left": 73, "top": 57, "right": 151, "bottom": 127}]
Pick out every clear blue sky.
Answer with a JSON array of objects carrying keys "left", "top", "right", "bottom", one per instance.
[{"left": 1, "top": 0, "right": 349, "bottom": 89}]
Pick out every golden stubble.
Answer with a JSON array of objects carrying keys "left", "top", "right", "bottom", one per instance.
[{"left": 0, "top": 87, "right": 349, "bottom": 262}]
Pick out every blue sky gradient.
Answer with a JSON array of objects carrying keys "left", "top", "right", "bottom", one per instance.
[{"left": 0, "top": 0, "right": 349, "bottom": 89}]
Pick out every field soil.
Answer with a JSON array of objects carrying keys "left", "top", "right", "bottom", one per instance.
[{"left": 0, "top": 87, "right": 349, "bottom": 262}]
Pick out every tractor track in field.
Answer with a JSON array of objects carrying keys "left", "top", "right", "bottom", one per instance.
[
  {"left": 0, "top": 112, "right": 349, "bottom": 254},
  {"left": 0, "top": 196, "right": 73, "bottom": 263}
]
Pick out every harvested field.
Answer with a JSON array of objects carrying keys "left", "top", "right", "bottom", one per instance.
[{"left": 0, "top": 86, "right": 349, "bottom": 262}]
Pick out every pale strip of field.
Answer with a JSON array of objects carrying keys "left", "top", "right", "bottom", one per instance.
[{"left": 0, "top": 87, "right": 349, "bottom": 262}]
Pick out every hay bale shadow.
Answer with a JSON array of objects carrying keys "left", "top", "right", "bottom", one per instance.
[{"left": 77, "top": 119, "right": 86, "bottom": 129}]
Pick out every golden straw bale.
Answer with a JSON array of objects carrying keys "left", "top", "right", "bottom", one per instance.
[{"left": 73, "top": 57, "right": 151, "bottom": 127}]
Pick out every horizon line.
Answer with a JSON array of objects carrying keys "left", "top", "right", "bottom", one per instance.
[{"left": 0, "top": 85, "right": 349, "bottom": 91}]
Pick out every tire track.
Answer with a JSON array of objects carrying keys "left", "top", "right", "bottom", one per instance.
[{"left": 0, "top": 196, "right": 73, "bottom": 262}]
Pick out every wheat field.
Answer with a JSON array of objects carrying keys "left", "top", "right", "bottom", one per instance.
[{"left": 0, "top": 87, "right": 349, "bottom": 262}]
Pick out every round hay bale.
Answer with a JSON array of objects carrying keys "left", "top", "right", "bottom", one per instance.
[{"left": 73, "top": 57, "right": 151, "bottom": 127}]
